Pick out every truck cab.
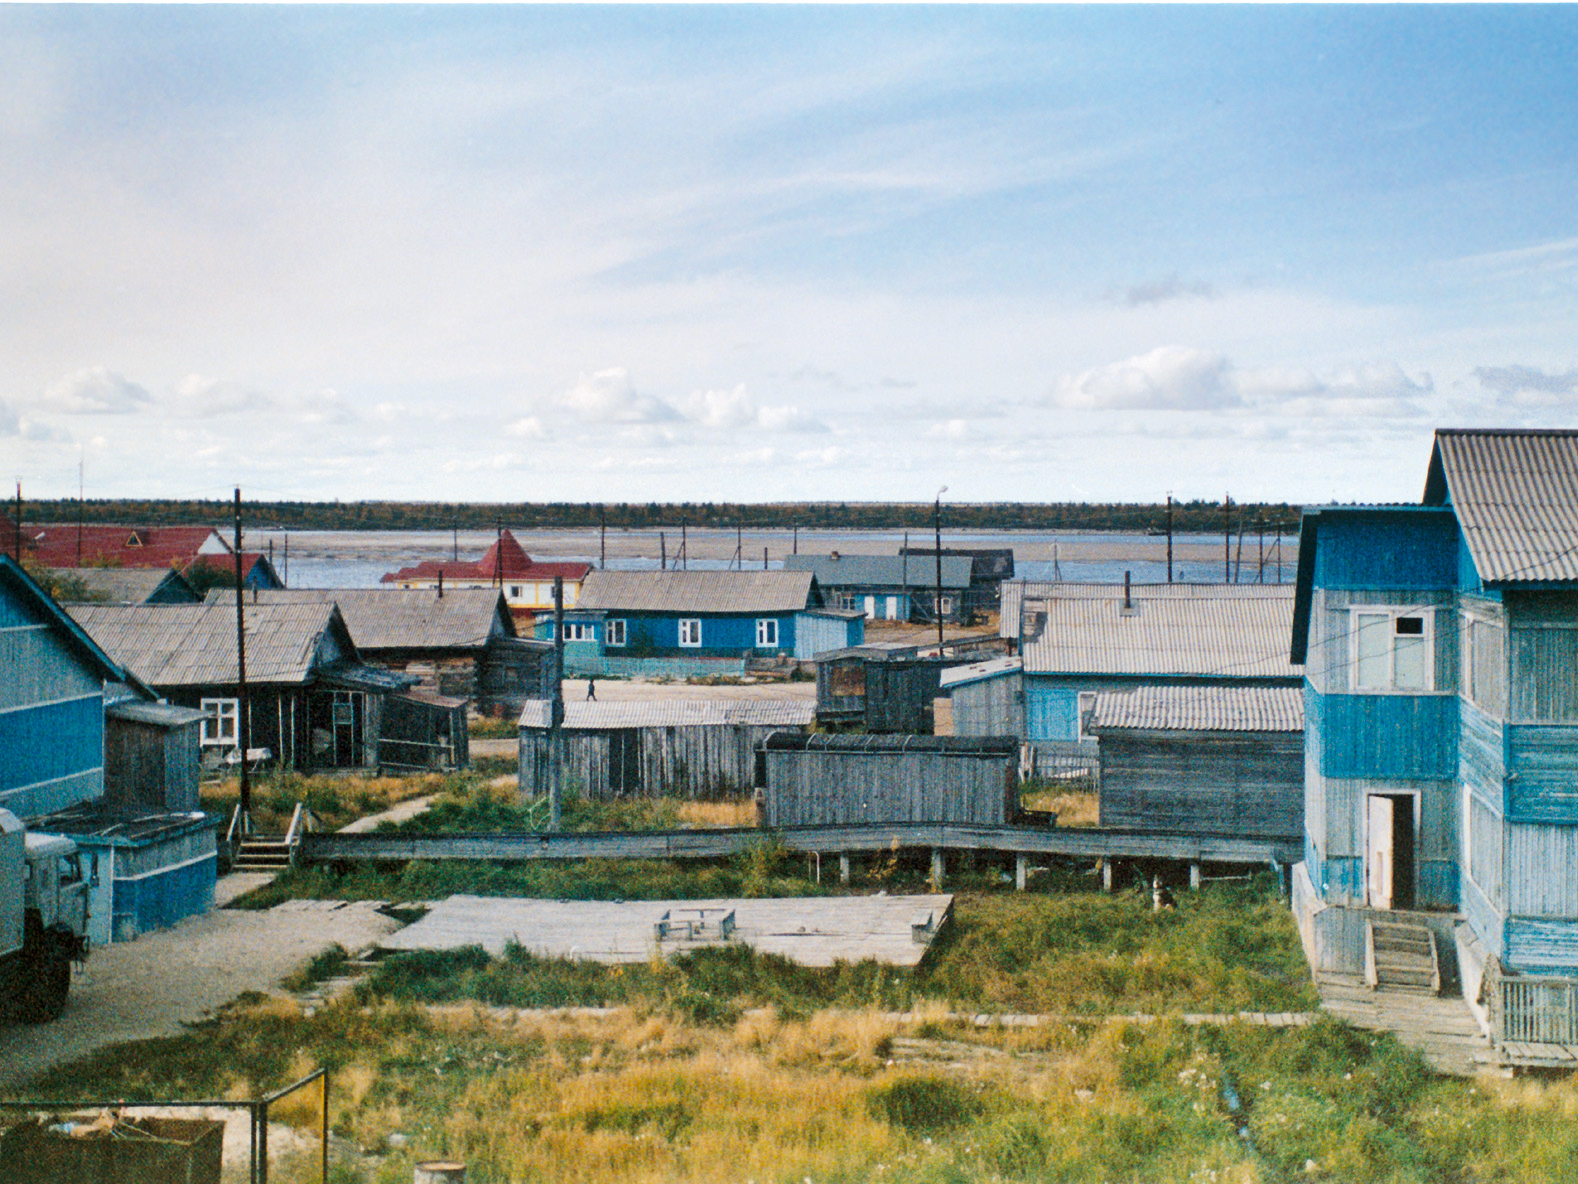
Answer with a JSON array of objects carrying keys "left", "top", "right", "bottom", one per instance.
[{"left": 2, "top": 809, "right": 91, "bottom": 1023}]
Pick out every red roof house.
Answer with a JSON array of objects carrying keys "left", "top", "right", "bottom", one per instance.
[{"left": 382, "top": 529, "right": 591, "bottom": 621}]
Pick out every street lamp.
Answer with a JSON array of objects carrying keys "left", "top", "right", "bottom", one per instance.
[{"left": 935, "top": 486, "right": 948, "bottom": 647}]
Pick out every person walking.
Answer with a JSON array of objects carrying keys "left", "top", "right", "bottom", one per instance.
[{"left": 586, "top": 677, "right": 597, "bottom": 701}]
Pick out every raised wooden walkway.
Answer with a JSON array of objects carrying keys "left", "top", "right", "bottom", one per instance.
[
  {"left": 1314, "top": 974, "right": 1501, "bottom": 1077},
  {"left": 298, "top": 821, "right": 1302, "bottom": 872}
]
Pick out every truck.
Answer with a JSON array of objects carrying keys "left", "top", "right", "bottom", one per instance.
[{"left": 1, "top": 808, "right": 90, "bottom": 1023}]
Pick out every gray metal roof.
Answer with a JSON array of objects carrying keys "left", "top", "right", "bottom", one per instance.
[
  {"left": 576, "top": 569, "right": 816, "bottom": 614},
  {"left": 1019, "top": 583, "right": 1300, "bottom": 678},
  {"left": 784, "top": 553, "right": 973, "bottom": 590},
  {"left": 1089, "top": 685, "right": 1305, "bottom": 733},
  {"left": 70, "top": 601, "right": 355, "bottom": 687},
  {"left": 204, "top": 587, "right": 515, "bottom": 651},
  {"left": 105, "top": 700, "right": 207, "bottom": 728},
  {"left": 1425, "top": 429, "right": 1578, "bottom": 584},
  {"left": 59, "top": 567, "right": 199, "bottom": 605},
  {"left": 1001, "top": 579, "right": 1291, "bottom": 639},
  {"left": 518, "top": 698, "right": 816, "bottom": 731}
]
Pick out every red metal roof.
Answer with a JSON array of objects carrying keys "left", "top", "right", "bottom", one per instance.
[
  {"left": 22, "top": 524, "right": 229, "bottom": 570},
  {"left": 382, "top": 529, "right": 591, "bottom": 585}
]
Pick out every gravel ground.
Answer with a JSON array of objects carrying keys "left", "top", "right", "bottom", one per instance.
[{"left": 0, "top": 894, "right": 401, "bottom": 1093}]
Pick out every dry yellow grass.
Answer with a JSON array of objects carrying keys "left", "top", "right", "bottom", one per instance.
[
  {"left": 674, "top": 798, "right": 758, "bottom": 828},
  {"left": 1019, "top": 787, "right": 1100, "bottom": 827}
]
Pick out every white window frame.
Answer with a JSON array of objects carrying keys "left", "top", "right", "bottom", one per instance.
[
  {"left": 563, "top": 623, "right": 593, "bottom": 642},
  {"left": 1350, "top": 606, "right": 1434, "bottom": 692},
  {"left": 679, "top": 618, "right": 702, "bottom": 648},
  {"left": 200, "top": 697, "right": 239, "bottom": 748},
  {"left": 756, "top": 618, "right": 779, "bottom": 648},
  {"left": 1077, "top": 691, "right": 1098, "bottom": 740},
  {"left": 606, "top": 619, "right": 627, "bottom": 647}
]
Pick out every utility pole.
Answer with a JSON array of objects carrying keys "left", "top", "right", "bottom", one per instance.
[
  {"left": 1166, "top": 493, "right": 1174, "bottom": 584},
  {"left": 1223, "top": 494, "right": 1231, "bottom": 582},
  {"left": 233, "top": 488, "right": 251, "bottom": 824},
  {"left": 12, "top": 482, "right": 21, "bottom": 565},
  {"left": 935, "top": 486, "right": 948, "bottom": 647},
  {"left": 599, "top": 504, "right": 606, "bottom": 570},
  {"left": 549, "top": 577, "right": 565, "bottom": 832}
]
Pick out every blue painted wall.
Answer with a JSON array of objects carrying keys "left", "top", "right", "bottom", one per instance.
[
  {"left": 1310, "top": 689, "right": 1458, "bottom": 780},
  {"left": 1312, "top": 509, "right": 1459, "bottom": 591},
  {"left": 1025, "top": 682, "right": 1079, "bottom": 743},
  {"left": 111, "top": 854, "right": 216, "bottom": 941},
  {"left": 1507, "top": 726, "right": 1578, "bottom": 824}
]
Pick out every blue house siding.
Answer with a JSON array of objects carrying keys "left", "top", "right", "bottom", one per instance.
[
  {"left": 110, "top": 852, "right": 217, "bottom": 942},
  {"left": 1313, "top": 690, "right": 1457, "bottom": 781},
  {"left": 1505, "top": 919, "right": 1578, "bottom": 976},
  {"left": 1506, "top": 726, "right": 1578, "bottom": 823},
  {"left": 1311, "top": 509, "right": 1459, "bottom": 590},
  {"left": 0, "top": 695, "right": 104, "bottom": 819}
]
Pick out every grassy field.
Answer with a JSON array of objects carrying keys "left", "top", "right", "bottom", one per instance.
[
  {"left": 16, "top": 878, "right": 1576, "bottom": 1183},
  {"left": 26, "top": 775, "right": 1572, "bottom": 1182}
]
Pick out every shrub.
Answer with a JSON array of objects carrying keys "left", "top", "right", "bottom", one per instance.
[{"left": 865, "top": 1074, "right": 983, "bottom": 1134}]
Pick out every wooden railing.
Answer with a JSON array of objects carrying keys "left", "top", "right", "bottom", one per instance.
[{"left": 1486, "top": 957, "right": 1578, "bottom": 1045}]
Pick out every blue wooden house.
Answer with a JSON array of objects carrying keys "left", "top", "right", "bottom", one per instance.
[
  {"left": 545, "top": 570, "right": 863, "bottom": 677},
  {"left": 1, "top": 555, "right": 217, "bottom": 942},
  {"left": 1011, "top": 581, "right": 1302, "bottom": 779},
  {"left": 1293, "top": 428, "right": 1578, "bottom": 1052}
]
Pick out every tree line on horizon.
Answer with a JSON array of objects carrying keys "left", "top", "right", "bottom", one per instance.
[{"left": 11, "top": 497, "right": 1302, "bottom": 536}]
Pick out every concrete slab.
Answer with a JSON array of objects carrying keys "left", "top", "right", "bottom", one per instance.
[{"left": 381, "top": 893, "right": 954, "bottom": 967}]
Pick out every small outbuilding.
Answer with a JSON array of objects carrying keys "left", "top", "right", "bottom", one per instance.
[
  {"left": 761, "top": 733, "right": 1020, "bottom": 827},
  {"left": 1086, "top": 685, "right": 1304, "bottom": 839},
  {"left": 519, "top": 699, "right": 816, "bottom": 800}
]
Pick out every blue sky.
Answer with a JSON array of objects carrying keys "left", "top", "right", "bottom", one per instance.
[{"left": 6, "top": 5, "right": 1578, "bottom": 507}]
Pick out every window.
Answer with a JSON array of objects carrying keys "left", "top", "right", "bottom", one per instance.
[
  {"left": 607, "top": 619, "right": 627, "bottom": 647},
  {"left": 200, "top": 698, "right": 239, "bottom": 748},
  {"left": 756, "top": 619, "right": 779, "bottom": 648},
  {"left": 1352, "top": 608, "right": 1433, "bottom": 691},
  {"left": 508, "top": 585, "right": 523, "bottom": 599},
  {"left": 679, "top": 619, "right": 702, "bottom": 647},
  {"left": 563, "top": 623, "right": 594, "bottom": 642},
  {"left": 1077, "top": 691, "right": 1097, "bottom": 739}
]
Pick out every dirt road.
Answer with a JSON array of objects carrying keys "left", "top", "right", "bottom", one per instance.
[{"left": 0, "top": 895, "right": 400, "bottom": 1093}]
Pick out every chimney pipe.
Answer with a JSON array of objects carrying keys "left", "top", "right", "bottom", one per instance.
[{"left": 1124, "top": 570, "right": 1131, "bottom": 610}]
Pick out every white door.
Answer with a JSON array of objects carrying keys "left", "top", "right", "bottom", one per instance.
[
  {"left": 885, "top": 595, "right": 899, "bottom": 619},
  {"left": 864, "top": 595, "right": 876, "bottom": 619},
  {"left": 1367, "top": 795, "right": 1393, "bottom": 910}
]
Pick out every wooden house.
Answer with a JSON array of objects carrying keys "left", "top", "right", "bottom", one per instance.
[
  {"left": 381, "top": 529, "right": 592, "bottom": 626},
  {"left": 0, "top": 555, "right": 147, "bottom": 820},
  {"left": 936, "top": 656, "right": 1025, "bottom": 739},
  {"left": 899, "top": 546, "right": 1016, "bottom": 615},
  {"left": 69, "top": 601, "right": 420, "bottom": 773},
  {"left": 1012, "top": 581, "right": 1302, "bottom": 780},
  {"left": 1087, "top": 685, "right": 1303, "bottom": 839},
  {"left": 783, "top": 553, "right": 974, "bottom": 622},
  {"left": 1293, "top": 429, "right": 1578, "bottom": 1049},
  {"left": 761, "top": 733, "right": 1020, "bottom": 827},
  {"left": 0, "top": 555, "right": 216, "bottom": 941},
  {"left": 518, "top": 699, "right": 815, "bottom": 800},
  {"left": 553, "top": 569, "right": 863, "bottom": 678},
  {"left": 208, "top": 587, "right": 552, "bottom": 717}
]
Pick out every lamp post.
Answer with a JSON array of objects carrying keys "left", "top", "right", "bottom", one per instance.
[{"left": 934, "top": 486, "right": 948, "bottom": 647}]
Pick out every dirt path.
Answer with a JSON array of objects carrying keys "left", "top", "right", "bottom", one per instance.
[{"left": 0, "top": 895, "right": 401, "bottom": 1093}]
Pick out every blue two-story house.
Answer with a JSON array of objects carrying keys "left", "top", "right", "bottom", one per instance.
[
  {"left": 1293, "top": 428, "right": 1578, "bottom": 1050},
  {"left": 545, "top": 569, "right": 863, "bottom": 678}
]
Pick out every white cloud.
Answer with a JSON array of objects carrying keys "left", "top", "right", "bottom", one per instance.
[
  {"left": 1052, "top": 346, "right": 1236, "bottom": 411},
  {"left": 297, "top": 388, "right": 358, "bottom": 426},
  {"left": 169, "top": 373, "right": 271, "bottom": 417},
  {"left": 796, "top": 445, "right": 849, "bottom": 467},
  {"left": 0, "top": 401, "right": 17, "bottom": 436},
  {"left": 1242, "top": 361, "right": 1432, "bottom": 417},
  {"left": 1117, "top": 275, "right": 1217, "bottom": 308},
  {"left": 927, "top": 419, "right": 973, "bottom": 441},
  {"left": 40, "top": 367, "right": 151, "bottom": 414},
  {"left": 684, "top": 384, "right": 757, "bottom": 429},
  {"left": 558, "top": 368, "right": 679, "bottom": 424},
  {"left": 757, "top": 404, "right": 828, "bottom": 432},
  {"left": 505, "top": 415, "right": 548, "bottom": 439},
  {"left": 1472, "top": 364, "right": 1578, "bottom": 408}
]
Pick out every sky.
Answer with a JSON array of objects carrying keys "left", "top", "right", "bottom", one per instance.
[{"left": 5, "top": 4, "right": 1578, "bottom": 509}]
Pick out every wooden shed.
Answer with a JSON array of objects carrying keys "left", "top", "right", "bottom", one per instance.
[
  {"left": 815, "top": 641, "right": 1006, "bottom": 733},
  {"left": 1087, "top": 685, "right": 1304, "bottom": 839},
  {"left": 519, "top": 699, "right": 816, "bottom": 801},
  {"left": 761, "top": 733, "right": 1019, "bottom": 827},
  {"left": 103, "top": 700, "right": 205, "bottom": 813}
]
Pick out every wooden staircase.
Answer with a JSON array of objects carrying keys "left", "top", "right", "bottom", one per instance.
[
  {"left": 1366, "top": 919, "right": 1441, "bottom": 995},
  {"left": 231, "top": 835, "right": 293, "bottom": 873}
]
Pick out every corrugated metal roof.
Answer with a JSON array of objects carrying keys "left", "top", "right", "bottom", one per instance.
[
  {"left": 576, "top": 570, "right": 816, "bottom": 614},
  {"left": 1426, "top": 429, "right": 1578, "bottom": 584},
  {"left": 1000, "top": 579, "right": 1290, "bottom": 639},
  {"left": 1089, "top": 685, "right": 1304, "bottom": 733},
  {"left": 1020, "top": 584, "right": 1300, "bottom": 678},
  {"left": 519, "top": 698, "right": 816, "bottom": 730},
  {"left": 204, "top": 587, "right": 516, "bottom": 650},
  {"left": 60, "top": 567, "right": 199, "bottom": 605},
  {"left": 70, "top": 601, "right": 350, "bottom": 687},
  {"left": 784, "top": 553, "right": 973, "bottom": 589}
]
